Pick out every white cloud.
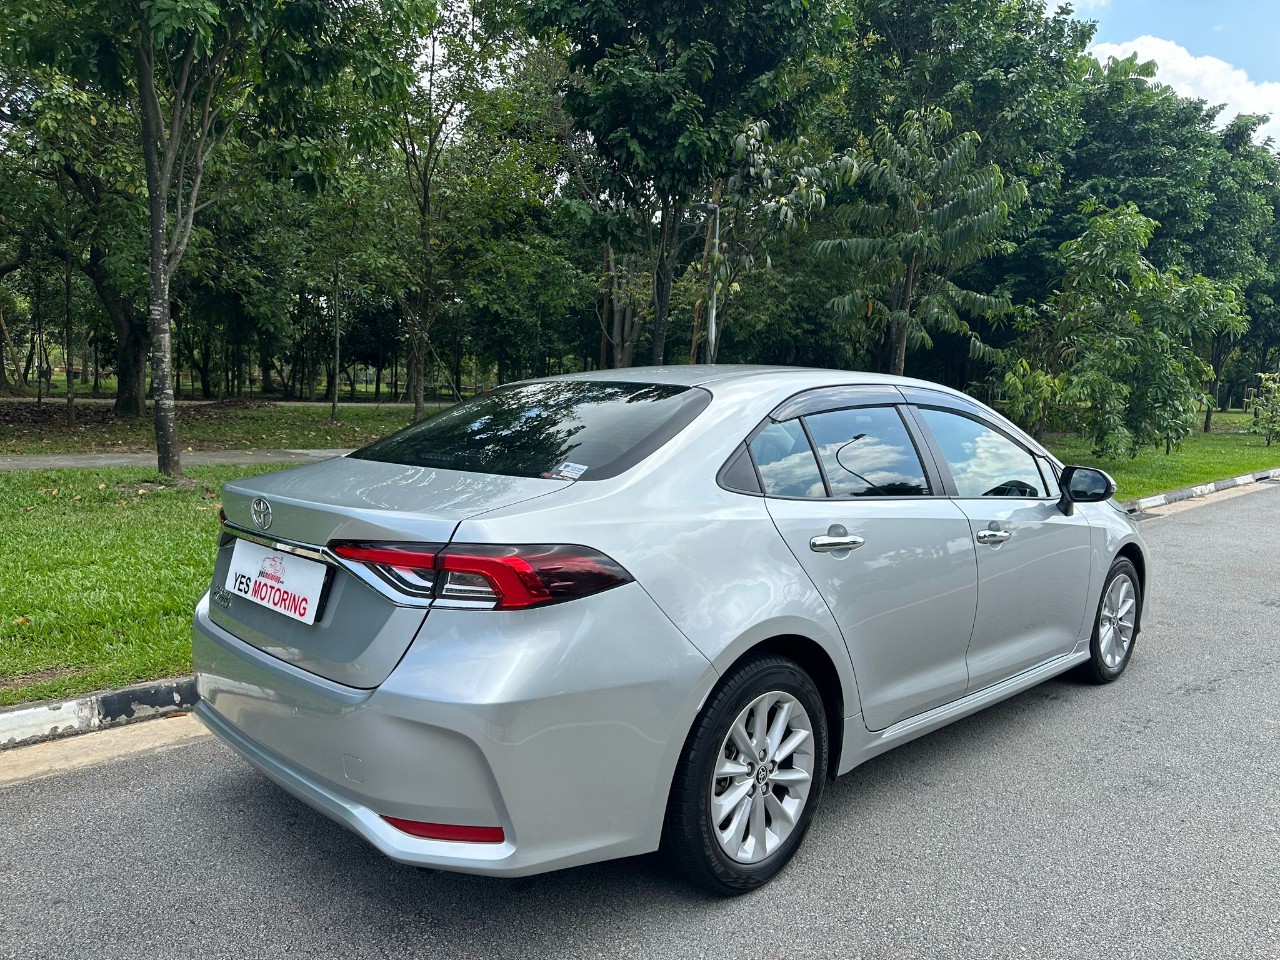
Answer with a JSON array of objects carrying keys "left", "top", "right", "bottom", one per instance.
[
  {"left": 1091, "top": 36, "right": 1280, "bottom": 143},
  {"left": 1075, "top": 0, "right": 1111, "bottom": 9}
]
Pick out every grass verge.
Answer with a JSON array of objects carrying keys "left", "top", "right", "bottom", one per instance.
[
  {"left": 0, "top": 398, "right": 438, "bottom": 456},
  {"left": 1045, "top": 412, "right": 1280, "bottom": 501},
  {"left": 0, "top": 465, "right": 284, "bottom": 708}
]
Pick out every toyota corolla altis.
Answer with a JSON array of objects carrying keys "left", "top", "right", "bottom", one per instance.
[{"left": 193, "top": 366, "right": 1147, "bottom": 894}]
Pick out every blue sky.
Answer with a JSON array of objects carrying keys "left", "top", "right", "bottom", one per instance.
[{"left": 1075, "top": 0, "right": 1280, "bottom": 140}]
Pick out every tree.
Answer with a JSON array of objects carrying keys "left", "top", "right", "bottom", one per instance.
[
  {"left": 382, "top": 0, "right": 512, "bottom": 419},
  {"left": 819, "top": 108, "right": 1025, "bottom": 376},
  {"left": 12, "top": 0, "right": 413, "bottom": 474},
  {"left": 527, "top": 0, "right": 833, "bottom": 364},
  {"left": 1183, "top": 115, "right": 1277, "bottom": 430},
  {"left": 1001, "top": 203, "right": 1245, "bottom": 455}
]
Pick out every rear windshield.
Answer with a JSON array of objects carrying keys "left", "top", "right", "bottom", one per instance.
[{"left": 350, "top": 380, "right": 710, "bottom": 480}]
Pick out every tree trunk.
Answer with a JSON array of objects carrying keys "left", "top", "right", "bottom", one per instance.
[
  {"left": 890, "top": 320, "right": 908, "bottom": 377},
  {"left": 331, "top": 273, "right": 340, "bottom": 423},
  {"left": 34, "top": 276, "right": 43, "bottom": 407},
  {"left": 889, "top": 259, "right": 919, "bottom": 377},
  {"left": 86, "top": 242, "right": 149, "bottom": 417},
  {"left": 64, "top": 247, "right": 75, "bottom": 427},
  {"left": 0, "top": 308, "right": 26, "bottom": 393},
  {"left": 148, "top": 272, "right": 181, "bottom": 476},
  {"left": 139, "top": 124, "right": 180, "bottom": 473},
  {"left": 649, "top": 200, "right": 684, "bottom": 365},
  {"left": 410, "top": 331, "right": 426, "bottom": 419}
]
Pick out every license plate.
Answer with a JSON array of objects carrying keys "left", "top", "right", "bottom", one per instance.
[{"left": 224, "top": 538, "right": 328, "bottom": 625}]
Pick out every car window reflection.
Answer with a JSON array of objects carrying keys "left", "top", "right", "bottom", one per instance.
[{"left": 919, "top": 408, "right": 1046, "bottom": 499}]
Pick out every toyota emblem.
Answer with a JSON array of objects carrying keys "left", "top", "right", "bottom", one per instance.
[{"left": 251, "top": 497, "right": 273, "bottom": 530}]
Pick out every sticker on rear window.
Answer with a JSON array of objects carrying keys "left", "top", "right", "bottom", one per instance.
[{"left": 553, "top": 461, "right": 589, "bottom": 480}]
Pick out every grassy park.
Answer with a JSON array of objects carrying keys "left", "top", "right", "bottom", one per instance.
[
  {"left": 0, "top": 397, "right": 433, "bottom": 455},
  {"left": 2, "top": 399, "right": 1278, "bottom": 708}
]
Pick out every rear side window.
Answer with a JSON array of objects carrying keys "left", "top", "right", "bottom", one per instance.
[
  {"left": 749, "top": 421, "right": 826, "bottom": 498},
  {"left": 918, "top": 408, "right": 1046, "bottom": 498},
  {"left": 805, "top": 407, "right": 929, "bottom": 497},
  {"left": 350, "top": 381, "right": 709, "bottom": 480}
]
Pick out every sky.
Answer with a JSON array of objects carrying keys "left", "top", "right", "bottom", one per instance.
[{"left": 1077, "top": 0, "right": 1280, "bottom": 142}]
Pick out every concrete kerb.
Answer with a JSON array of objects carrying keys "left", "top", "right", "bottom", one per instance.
[
  {"left": 0, "top": 676, "right": 197, "bottom": 751},
  {"left": 1120, "top": 466, "right": 1280, "bottom": 514}
]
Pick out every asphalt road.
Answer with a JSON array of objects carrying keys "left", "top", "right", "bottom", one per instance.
[{"left": 3, "top": 488, "right": 1279, "bottom": 960}]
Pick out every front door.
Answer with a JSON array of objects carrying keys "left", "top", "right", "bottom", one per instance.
[
  {"left": 752, "top": 405, "right": 979, "bottom": 731},
  {"left": 913, "top": 407, "right": 1094, "bottom": 692}
]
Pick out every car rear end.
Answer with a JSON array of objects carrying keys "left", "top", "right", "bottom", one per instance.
[{"left": 192, "top": 380, "right": 718, "bottom": 875}]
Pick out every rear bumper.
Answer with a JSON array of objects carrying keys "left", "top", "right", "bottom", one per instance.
[{"left": 192, "top": 585, "right": 716, "bottom": 877}]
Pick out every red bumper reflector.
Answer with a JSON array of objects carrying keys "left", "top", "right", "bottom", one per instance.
[{"left": 381, "top": 816, "right": 505, "bottom": 844}]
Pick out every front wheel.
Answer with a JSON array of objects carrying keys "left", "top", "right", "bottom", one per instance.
[
  {"left": 1080, "top": 558, "right": 1141, "bottom": 684},
  {"left": 663, "top": 654, "right": 829, "bottom": 895}
]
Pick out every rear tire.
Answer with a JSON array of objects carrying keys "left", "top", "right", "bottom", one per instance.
[
  {"left": 663, "top": 654, "right": 829, "bottom": 896},
  {"left": 1080, "top": 558, "right": 1141, "bottom": 684}
]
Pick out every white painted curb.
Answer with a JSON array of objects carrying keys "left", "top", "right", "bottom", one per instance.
[
  {"left": 0, "top": 677, "right": 197, "bottom": 750},
  {"left": 1122, "top": 467, "right": 1280, "bottom": 514}
]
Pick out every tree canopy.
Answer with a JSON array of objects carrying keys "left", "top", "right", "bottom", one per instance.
[{"left": 2, "top": 0, "right": 1278, "bottom": 466}]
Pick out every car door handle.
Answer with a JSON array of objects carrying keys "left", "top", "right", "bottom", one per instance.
[
  {"left": 810, "top": 535, "right": 865, "bottom": 553},
  {"left": 976, "top": 528, "right": 1012, "bottom": 545}
]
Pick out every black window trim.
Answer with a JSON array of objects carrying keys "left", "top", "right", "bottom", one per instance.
[{"left": 716, "top": 442, "right": 764, "bottom": 497}]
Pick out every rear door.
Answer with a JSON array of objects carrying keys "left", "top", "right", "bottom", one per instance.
[
  {"left": 910, "top": 404, "right": 1093, "bottom": 692},
  {"left": 754, "top": 394, "right": 979, "bottom": 731}
]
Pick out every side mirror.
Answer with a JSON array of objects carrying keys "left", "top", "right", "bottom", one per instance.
[{"left": 1057, "top": 465, "right": 1117, "bottom": 516}]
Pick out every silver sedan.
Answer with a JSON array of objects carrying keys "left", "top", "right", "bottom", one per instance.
[{"left": 193, "top": 366, "right": 1147, "bottom": 894}]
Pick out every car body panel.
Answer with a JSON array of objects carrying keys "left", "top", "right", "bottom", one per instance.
[
  {"left": 764, "top": 496, "right": 979, "bottom": 730},
  {"left": 952, "top": 498, "right": 1095, "bottom": 692}
]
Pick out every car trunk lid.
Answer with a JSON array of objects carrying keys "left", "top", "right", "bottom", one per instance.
[{"left": 208, "top": 456, "right": 570, "bottom": 687}]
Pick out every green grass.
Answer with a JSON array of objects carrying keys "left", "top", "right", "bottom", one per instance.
[
  {"left": 0, "top": 465, "right": 285, "bottom": 707},
  {"left": 0, "top": 398, "right": 441, "bottom": 455},
  {"left": 1043, "top": 412, "right": 1280, "bottom": 501}
]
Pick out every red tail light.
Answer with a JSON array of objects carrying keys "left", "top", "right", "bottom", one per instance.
[{"left": 330, "top": 542, "right": 632, "bottom": 610}]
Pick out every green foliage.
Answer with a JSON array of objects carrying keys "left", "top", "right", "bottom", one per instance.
[
  {"left": 1250, "top": 373, "right": 1280, "bottom": 447},
  {"left": 1049, "top": 411, "right": 1280, "bottom": 501},
  {"left": 526, "top": 0, "right": 831, "bottom": 204},
  {"left": 1003, "top": 203, "right": 1245, "bottom": 456},
  {"left": 820, "top": 107, "right": 1026, "bottom": 374}
]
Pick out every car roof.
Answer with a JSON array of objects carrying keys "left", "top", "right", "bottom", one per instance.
[
  {"left": 548, "top": 364, "right": 973, "bottom": 400},
  {"left": 539, "top": 365, "right": 1055, "bottom": 462}
]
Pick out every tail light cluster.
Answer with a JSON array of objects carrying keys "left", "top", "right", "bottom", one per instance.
[{"left": 330, "top": 541, "right": 633, "bottom": 610}]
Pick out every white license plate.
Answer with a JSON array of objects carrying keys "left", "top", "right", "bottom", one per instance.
[{"left": 224, "top": 538, "right": 328, "bottom": 625}]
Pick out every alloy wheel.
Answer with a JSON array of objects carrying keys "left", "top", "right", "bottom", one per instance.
[
  {"left": 1099, "top": 574, "right": 1137, "bottom": 669},
  {"left": 709, "top": 691, "right": 815, "bottom": 864}
]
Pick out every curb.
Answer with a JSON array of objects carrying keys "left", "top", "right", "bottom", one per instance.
[
  {"left": 0, "top": 676, "right": 198, "bottom": 751},
  {"left": 1120, "top": 466, "right": 1280, "bottom": 514}
]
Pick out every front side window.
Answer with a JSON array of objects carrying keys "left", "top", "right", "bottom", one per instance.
[
  {"left": 918, "top": 408, "right": 1046, "bottom": 498},
  {"left": 804, "top": 407, "right": 930, "bottom": 497},
  {"left": 749, "top": 421, "right": 826, "bottom": 498},
  {"left": 351, "top": 381, "right": 707, "bottom": 480}
]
